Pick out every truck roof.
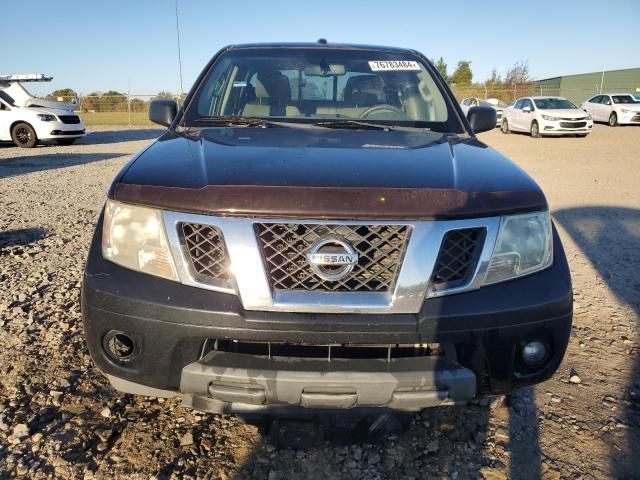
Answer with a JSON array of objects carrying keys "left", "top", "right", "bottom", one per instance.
[{"left": 226, "top": 42, "right": 417, "bottom": 54}]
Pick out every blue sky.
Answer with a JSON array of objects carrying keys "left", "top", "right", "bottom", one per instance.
[{"left": 1, "top": 0, "right": 638, "bottom": 96}]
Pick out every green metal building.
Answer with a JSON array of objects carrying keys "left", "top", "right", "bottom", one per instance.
[{"left": 535, "top": 67, "right": 640, "bottom": 104}]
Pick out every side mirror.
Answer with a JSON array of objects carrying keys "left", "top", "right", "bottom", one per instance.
[
  {"left": 523, "top": 106, "right": 532, "bottom": 113},
  {"left": 149, "top": 99, "right": 177, "bottom": 127},
  {"left": 467, "top": 106, "right": 497, "bottom": 134}
]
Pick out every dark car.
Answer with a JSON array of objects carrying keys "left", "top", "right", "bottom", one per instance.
[{"left": 82, "top": 42, "right": 572, "bottom": 429}]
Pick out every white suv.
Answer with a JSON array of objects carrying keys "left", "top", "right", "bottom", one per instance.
[
  {"left": 0, "top": 83, "right": 85, "bottom": 148},
  {"left": 501, "top": 96, "right": 593, "bottom": 138}
]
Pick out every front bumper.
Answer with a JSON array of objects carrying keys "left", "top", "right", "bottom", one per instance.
[
  {"left": 34, "top": 120, "right": 86, "bottom": 140},
  {"left": 539, "top": 118, "right": 593, "bottom": 135},
  {"left": 618, "top": 111, "right": 640, "bottom": 124},
  {"left": 82, "top": 222, "right": 572, "bottom": 412}
]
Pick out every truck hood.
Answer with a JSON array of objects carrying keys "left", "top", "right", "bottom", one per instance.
[{"left": 113, "top": 128, "right": 546, "bottom": 219}]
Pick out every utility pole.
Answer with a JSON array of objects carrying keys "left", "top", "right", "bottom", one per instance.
[
  {"left": 599, "top": 66, "right": 605, "bottom": 94},
  {"left": 175, "top": 0, "right": 184, "bottom": 96}
]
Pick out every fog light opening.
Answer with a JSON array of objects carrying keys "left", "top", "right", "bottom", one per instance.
[
  {"left": 521, "top": 340, "right": 548, "bottom": 366},
  {"left": 103, "top": 331, "right": 137, "bottom": 361}
]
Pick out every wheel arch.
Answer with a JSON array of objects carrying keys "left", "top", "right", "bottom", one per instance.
[{"left": 10, "top": 119, "right": 36, "bottom": 134}]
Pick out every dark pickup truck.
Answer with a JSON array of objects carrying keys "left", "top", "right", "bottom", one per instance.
[{"left": 82, "top": 42, "right": 572, "bottom": 420}]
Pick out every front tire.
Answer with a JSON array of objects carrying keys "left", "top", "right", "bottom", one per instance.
[
  {"left": 11, "top": 123, "right": 38, "bottom": 148},
  {"left": 501, "top": 119, "right": 510, "bottom": 134},
  {"left": 608, "top": 112, "right": 618, "bottom": 127},
  {"left": 55, "top": 138, "right": 77, "bottom": 146},
  {"left": 530, "top": 120, "right": 540, "bottom": 138}
]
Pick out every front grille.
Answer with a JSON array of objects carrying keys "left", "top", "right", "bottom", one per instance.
[
  {"left": 211, "top": 339, "right": 443, "bottom": 362},
  {"left": 255, "top": 223, "right": 410, "bottom": 292},
  {"left": 431, "top": 228, "right": 486, "bottom": 289},
  {"left": 58, "top": 115, "right": 80, "bottom": 124},
  {"left": 51, "top": 130, "right": 84, "bottom": 136},
  {"left": 560, "top": 121, "right": 587, "bottom": 128},
  {"left": 181, "top": 223, "right": 231, "bottom": 284}
]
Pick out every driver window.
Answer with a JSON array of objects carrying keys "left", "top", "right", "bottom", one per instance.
[{"left": 602, "top": 96, "right": 611, "bottom": 105}]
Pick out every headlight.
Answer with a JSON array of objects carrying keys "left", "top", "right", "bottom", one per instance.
[
  {"left": 483, "top": 211, "right": 553, "bottom": 285},
  {"left": 37, "top": 114, "right": 57, "bottom": 121},
  {"left": 586, "top": 113, "right": 592, "bottom": 120},
  {"left": 102, "top": 200, "right": 178, "bottom": 281},
  {"left": 541, "top": 115, "right": 559, "bottom": 121}
]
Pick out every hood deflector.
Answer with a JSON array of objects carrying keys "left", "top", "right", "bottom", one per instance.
[{"left": 114, "top": 183, "right": 546, "bottom": 220}]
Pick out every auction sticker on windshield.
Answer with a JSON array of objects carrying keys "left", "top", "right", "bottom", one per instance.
[{"left": 369, "top": 60, "right": 421, "bottom": 71}]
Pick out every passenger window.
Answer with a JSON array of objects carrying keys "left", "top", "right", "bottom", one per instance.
[
  {"left": 302, "top": 75, "right": 333, "bottom": 100},
  {"left": 514, "top": 99, "right": 524, "bottom": 109},
  {"left": 602, "top": 96, "right": 611, "bottom": 105},
  {"left": 590, "top": 95, "right": 601, "bottom": 103}
]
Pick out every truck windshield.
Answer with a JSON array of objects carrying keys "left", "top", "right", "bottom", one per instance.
[{"left": 182, "top": 48, "right": 462, "bottom": 133}]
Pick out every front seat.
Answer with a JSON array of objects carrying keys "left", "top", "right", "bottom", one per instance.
[
  {"left": 242, "top": 70, "right": 292, "bottom": 117},
  {"left": 343, "top": 75, "right": 383, "bottom": 107}
]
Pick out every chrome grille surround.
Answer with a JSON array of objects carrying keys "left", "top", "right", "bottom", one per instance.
[
  {"left": 255, "top": 223, "right": 410, "bottom": 292},
  {"left": 163, "top": 211, "right": 502, "bottom": 314}
]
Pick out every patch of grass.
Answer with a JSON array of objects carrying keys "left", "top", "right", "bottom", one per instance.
[{"left": 81, "top": 111, "right": 153, "bottom": 126}]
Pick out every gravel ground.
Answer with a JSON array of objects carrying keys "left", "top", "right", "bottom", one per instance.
[{"left": 0, "top": 125, "right": 638, "bottom": 480}]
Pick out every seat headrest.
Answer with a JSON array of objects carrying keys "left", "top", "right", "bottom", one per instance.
[
  {"left": 256, "top": 70, "right": 291, "bottom": 102},
  {"left": 344, "top": 75, "right": 383, "bottom": 106}
]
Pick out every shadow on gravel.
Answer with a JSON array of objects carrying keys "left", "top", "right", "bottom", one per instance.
[
  {"left": 230, "top": 395, "right": 544, "bottom": 479},
  {"left": 0, "top": 227, "right": 46, "bottom": 248},
  {"left": 0, "top": 153, "right": 125, "bottom": 179},
  {"left": 555, "top": 206, "right": 640, "bottom": 479},
  {"left": 78, "top": 129, "right": 162, "bottom": 145}
]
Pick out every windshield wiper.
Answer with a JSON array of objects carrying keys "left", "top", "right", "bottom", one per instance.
[
  {"left": 315, "top": 120, "right": 432, "bottom": 132},
  {"left": 315, "top": 120, "right": 394, "bottom": 130},
  {"left": 191, "top": 116, "right": 289, "bottom": 128}
]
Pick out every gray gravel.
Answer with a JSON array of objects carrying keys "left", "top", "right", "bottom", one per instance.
[{"left": 1, "top": 125, "right": 638, "bottom": 479}]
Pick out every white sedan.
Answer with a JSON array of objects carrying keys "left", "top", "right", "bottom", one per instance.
[
  {"left": 460, "top": 97, "right": 503, "bottom": 127},
  {"left": 501, "top": 96, "right": 592, "bottom": 138},
  {"left": 580, "top": 93, "right": 640, "bottom": 126}
]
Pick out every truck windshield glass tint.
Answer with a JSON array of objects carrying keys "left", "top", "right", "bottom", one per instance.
[{"left": 182, "top": 49, "right": 460, "bottom": 132}]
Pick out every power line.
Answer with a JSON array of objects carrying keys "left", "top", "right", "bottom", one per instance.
[{"left": 174, "top": 0, "right": 184, "bottom": 95}]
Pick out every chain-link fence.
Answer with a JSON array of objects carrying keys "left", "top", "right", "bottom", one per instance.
[
  {"left": 49, "top": 94, "right": 184, "bottom": 126},
  {"left": 49, "top": 85, "right": 639, "bottom": 126}
]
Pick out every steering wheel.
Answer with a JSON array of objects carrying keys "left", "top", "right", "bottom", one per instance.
[{"left": 359, "top": 104, "right": 405, "bottom": 119}]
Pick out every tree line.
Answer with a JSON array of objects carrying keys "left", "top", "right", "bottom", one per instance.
[
  {"left": 431, "top": 58, "right": 535, "bottom": 102},
  {"left": 45, "top": 89, "right": 185, "bottom": 112}
]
